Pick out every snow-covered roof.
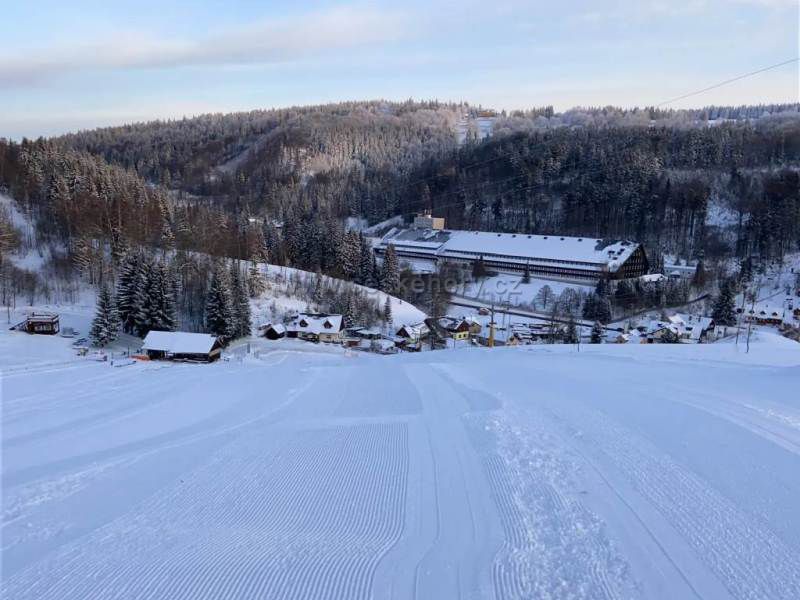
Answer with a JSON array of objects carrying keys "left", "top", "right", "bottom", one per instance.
[
  {"left": 378, "top": 228, "right": 641, "bottom": 272},
  {"left": 397, "top": 322, "right": 429, "bottom": 338},
  {"left": 142, "top": 331, "right": 219, "bottom": 354},
  {"left": 645, "top": 320, "right": 680, "bottom": 335},
  {"left": 639, "top": 273, "right": 666, "bottom": 283},
  {"left": 288, "top": 313, "right": 343, "bottom": 334}
]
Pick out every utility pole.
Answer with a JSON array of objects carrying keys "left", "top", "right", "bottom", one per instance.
[
  {"left": 746, "top": 277, "right": 761, "bottom": 354},
  {"left": 735, "top": 281, "right": 747, "bottom": 346},
  {"left": 488, "top": 303, "right": 495, "bottom": 348}
]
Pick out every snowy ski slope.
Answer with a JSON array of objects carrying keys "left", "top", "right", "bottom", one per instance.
[{"left": 2, "top": 336, "right": 800, "bottom": 599}]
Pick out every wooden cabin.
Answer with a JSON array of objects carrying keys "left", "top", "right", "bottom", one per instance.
[
  {"left": 141, "top": 331, "right": 222, "bottom": 362},
  {"left": 11, "top": 312, "right": 60, "bottom": 335},
  {"left": 262, "top": 323, "right": 286, "bottom": 340}
]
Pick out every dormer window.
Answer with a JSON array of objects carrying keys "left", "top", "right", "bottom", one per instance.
[
  {"left": 324, "top": 321, "right": 332, "bottom": 329},
  {"left": 299, "top": 319, "right": 308, "bottom": 327}
]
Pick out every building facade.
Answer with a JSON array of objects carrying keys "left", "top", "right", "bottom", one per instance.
[{"left": 374, "top": 220, "right": 648, "bottom": 283}]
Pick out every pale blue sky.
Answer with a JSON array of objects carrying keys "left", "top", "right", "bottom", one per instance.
[{"left": 1, "top": 0, "right": 798, "bottom": 139}]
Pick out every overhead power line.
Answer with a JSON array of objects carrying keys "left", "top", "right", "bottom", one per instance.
[{"left": 655, "top": 57, "right": 799, "bottom": 107}]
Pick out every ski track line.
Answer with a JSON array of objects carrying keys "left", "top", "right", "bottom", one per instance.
[
  {"left": 413, "top": 411, "right": 443, "bottom": 600},
  {"left": 2, "top": 369, "right": 205, "bottom": 447},
  {"left": 4, "top": 364, "right": 319, "bottom": 494},
  {"left": 658, "top": 383, "right": 800, "bottom": 456},
  {"left": 2, "top": 422, "right": 410, "bottom": 600},
  {"left": 537, "top": 396, "right": 800, "bottom": 600},
  {"left": 432, "top": 365, "right": 630, "bottom": 600},
  {"left": 1, "top": 358, "right": 97, "bottom": 378},
  {"left": 475, "top": 428, "right": 624, "bottom": 600},
  {"left": 1, "top": 362, "right": 203, "bottom": 423}
]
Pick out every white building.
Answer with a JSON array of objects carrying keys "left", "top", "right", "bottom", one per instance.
[
  {"left": 286, "top": 313, "right": 343, "bottom": 343},
  {"left": 374, "top": 220, "right": 648, "bottom": 282}
]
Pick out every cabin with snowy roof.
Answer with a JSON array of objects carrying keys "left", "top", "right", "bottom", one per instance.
[
  {"left": 287, "top": 313, "right": 343, "bottom": 343},
  {"left": 141, "top": 331, "right": 222, "bottom": 362},
  {"left": 373, "top": 218, "right": 648, "bottom": 282},
  {"left": 10, "top": 312, "right": 60, "bottom": 335},
  {"left": 396, "top": 322, "right": 430, "bottom": 343},
  {"left": 261, "top": 323, "right": 286, "bottom": 340}
]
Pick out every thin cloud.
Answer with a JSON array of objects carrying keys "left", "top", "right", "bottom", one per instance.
[{"left": 0, "top": 6, "right": 411, "bottom": 88}]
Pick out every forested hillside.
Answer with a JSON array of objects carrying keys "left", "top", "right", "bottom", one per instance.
[
  {"left": 1, "top": 101, "right": 799, "bottom": 322},
  {"left": 47, "top": 101, "right": 800, "bottom": 267},
  {"left": 398, "top": 119, "right": 800, "bottom": 263}
]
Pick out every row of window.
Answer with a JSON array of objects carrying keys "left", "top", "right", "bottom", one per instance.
[{"left": 443, "top": 249, "right": 605, "bottom": 268}]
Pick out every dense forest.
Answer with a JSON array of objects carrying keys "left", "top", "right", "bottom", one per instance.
[{"left": 48, "top": 100, "right": 800, "bottom": 266}]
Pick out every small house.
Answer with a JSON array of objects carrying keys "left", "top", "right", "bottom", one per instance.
[
  {"left": 141, "top": 331, "right": 222, "bottom": 362},
  {"left": 673, "top": 313, "right": 715, "bottom": 342},
  {"left": 396, "top": 322, "right": 430, "bottom": 346},
  {"left": 435, "top": 316, "right": 481, "bottom": 341},
  {"left": 742, "top": 307, "right": 783, "bottom": 325},
  {"left": 475, "top": 323, "right": 522, "bottom": 347},
  {"left": 287, "top": 313, "right": 343, "bottom": 343},
  {"left": 350, "top": 326, "right": 382, "bottom": 340},
  {"left": 641, "top": 320, "right": 682, "bottom": 343},
  {"left": 262, "top": 323, "right": 286, "bottom": 340},
  {"left": 11, "top": 312, "right": 60, "bottom": 335}
]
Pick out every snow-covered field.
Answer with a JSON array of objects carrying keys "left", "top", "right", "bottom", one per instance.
[{"left": 3, "top": 327, "right": 800, "bottom": 599}]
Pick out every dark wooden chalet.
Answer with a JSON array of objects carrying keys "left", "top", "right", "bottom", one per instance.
[{"left": 11, "top": 312, "right": 60, "bottom": 335}]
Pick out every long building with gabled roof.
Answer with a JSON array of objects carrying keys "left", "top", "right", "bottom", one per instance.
[{"left": 373, "top": 218, "right": 648, "bottom": 282}]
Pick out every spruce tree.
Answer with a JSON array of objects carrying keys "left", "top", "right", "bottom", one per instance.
[
  {"left": 381, "top": 244, "right": 400, "bottom": 295},
  {"left": 134, "top": 259, "right": 156, "bottom": 337},
  {"left": 691, "top": 260, "right": 707, "bottom": 288},
  {"left": 344, "top": 293, "right": 358, "bottom": 329},
  {"left": 564, "top": 316, "right": 579, "bottom": 344},
  {"left": 472, "top": 254, "right": 488, "bottom": 279},
  {"left": 147, "top": 262, "right": 176, "bottom": 332},
  {"left": 614, "top": 279, "right": 634, "bottom": 310},
  {"left": 383, "top": 295, "right": 393, "bottom": 326},
  {"left": 582, "top": 293, "right": 596, "bottom": 321},
  {"left": 593, "top": 293, "right": 612, "bottom": 324},
  {"left": 89, "top": 285, "right": 120, "bottom": 347},
  {"left": 229, "top": 261, "right": 252, "bottom": 339},
  {"left": 116, "top": 252, "right": 143, "bottom": 334},
  {"left": 359, "top": 235, "right": 376, "bottom": 287},
  {"left": 595, "top": 277, "right": 609, "bottom": 298},
  {"left": 338, "top": 230, "right": 361, "bottom": 281},
  {"left": 711, "top": 280, "right": 736, "bottom": 326},
  {"left": 205, "top": 262, "right": 234, "bottom": 340},
  {"left": 246, "top": 258, "right": 266, "bottom": 298},
  {"left": 590, "top": 321, "right": 604, "bottom": 343}
]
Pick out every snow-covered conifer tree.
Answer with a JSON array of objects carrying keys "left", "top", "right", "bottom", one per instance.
[
  {"left": 117, "top": 252, "right": 144, "bottom": 335},
  {"left": 594, "top": 293, "right": 612, "bottom": 324},
  {"left": 383, "top": 295, "right": 393, "bottom": 325},
  {"left": 89, "top": 284, "right": 120, "bottom": 347},
  {"left": 359, "top": 236, "right": 376, "bottom": 287},
  {"left": 711, "top": 280, "right": 736, "bottom": 326},
  {"left": 338, "top": 230, "right": 361, "bottom": 281},
  {"left": 230, "top": 261, "right": 252, "bottom": 339},
  {"left": 564, "top": 316, "right": 579, "bottom": 344},
  {"left": 246, "top": 258, "right": 266, "bottom": 298},
  {"left": 205, "top": 262, "right": 234, "bottom": 340},
  {"left": 381, "top": 244, "right": 400, "bottom": 294}
]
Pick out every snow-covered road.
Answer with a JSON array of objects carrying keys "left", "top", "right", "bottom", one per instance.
[{"left": 2, "top": 340, "right": 800, "bottom": 599}]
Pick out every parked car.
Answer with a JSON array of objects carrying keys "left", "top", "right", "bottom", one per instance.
[
  {"left": 72, "top": 337, "right": 89, "bottom": 347},
  {"left": 60, "top": 327, "right": 78, "bottom": 338}
]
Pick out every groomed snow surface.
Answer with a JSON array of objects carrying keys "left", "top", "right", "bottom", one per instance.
[{"left": 3, "top": 333, "right": 800, "bottom": 599}]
